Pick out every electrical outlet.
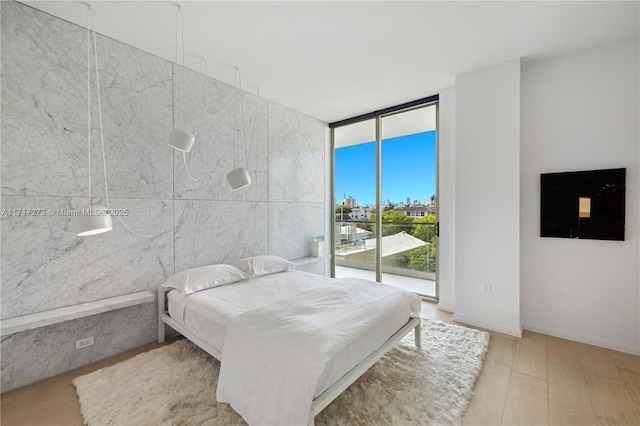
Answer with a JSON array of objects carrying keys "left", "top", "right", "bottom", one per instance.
[
  {"left": 75, "top": 336, "right": 94, "bottom": 349},
  {"left": 482, "top": 283, "right": 492, "bottom": 295}
]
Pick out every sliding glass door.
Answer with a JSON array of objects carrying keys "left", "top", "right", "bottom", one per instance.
[
  {"left": 333, "top": 119, "right": 378, "bottom": 281},
  {"left": 380, "top": 106, "right": 437, "bottom": 297},
  {"left": 332, "top": 102, "right": 438, "bottom": 299}
]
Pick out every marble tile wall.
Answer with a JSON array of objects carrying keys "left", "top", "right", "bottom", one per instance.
[{"left": 1, "top": 1, "right": 327, "bottom": 391}]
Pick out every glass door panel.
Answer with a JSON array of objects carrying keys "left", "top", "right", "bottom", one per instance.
[
  {"left": 333, "top": 119, "right": 377, "bottom": 281},
  {"left": 380, "top": 106, "right": 437, "bottom": 298}
]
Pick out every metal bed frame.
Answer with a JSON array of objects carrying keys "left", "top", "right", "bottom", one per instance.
[{"left": 157, "top": 286, "right": 422, "bottom": 426}]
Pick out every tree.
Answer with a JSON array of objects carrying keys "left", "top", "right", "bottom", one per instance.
[
  {"left": 407, "top": 245, "right": 428, "bottom": 270},
  {"left": 412, "top": 215, "right": 436, "bottom": 242},
  {"left": 369, "top": 210, "right": 414, "bottom": 237},
  {"left": 408, "top": 215, "right": 437, "bottom": 272}
]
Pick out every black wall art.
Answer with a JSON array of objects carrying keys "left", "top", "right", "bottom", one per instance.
[{"left": 540, "top": 168, "right": 626, "bottom": 241}]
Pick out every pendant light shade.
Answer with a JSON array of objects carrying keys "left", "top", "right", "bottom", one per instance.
[
  {"left": 226, "top": 167, "right": 251, "bottom": 190},
  {"left": 169, "top": 128, "right": 195, "bottom": 153},
  {"left": 73, "top": 205, "right": 113, "bottom": 236}
]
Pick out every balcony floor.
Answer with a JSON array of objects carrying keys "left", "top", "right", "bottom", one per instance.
[{"left": 335, "top": 265, "right": 436, "bottom": 298}]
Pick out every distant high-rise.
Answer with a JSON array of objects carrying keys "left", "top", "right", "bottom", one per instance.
[
  {"left": 406, "top": 197, "right": 411, "bottom": 206},
  {"left": 341, "top": 196, "right": 357, "bottom": 208}
]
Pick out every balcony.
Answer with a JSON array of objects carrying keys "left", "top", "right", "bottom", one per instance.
[
  {"left": 334, "top": 220, "right": 436, "bottom": 298},
  {"left": 334, "top": 265, "right": 435, "bottom": 297}
]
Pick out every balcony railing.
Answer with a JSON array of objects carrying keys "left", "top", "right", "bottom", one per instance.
[{"left": 334, "top": 220, "right": 436, "bottom": 284}]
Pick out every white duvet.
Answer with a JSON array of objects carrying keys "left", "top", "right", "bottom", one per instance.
[{"left": 216, "top": 273, "right": 420, "bottom": 426}]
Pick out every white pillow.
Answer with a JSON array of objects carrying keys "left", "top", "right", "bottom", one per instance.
[
  {"left": 163, "top": 264, "right": 249, "bottom": 295},
  {"left": 232, "top": 255, "right": 297, "bottom": 278}
]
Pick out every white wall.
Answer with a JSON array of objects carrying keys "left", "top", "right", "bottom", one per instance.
[
  {"left": 437, "top": 87, "right": 456, "bottom": 312},
  {"left": 454, "top": 59, "right": 522, "bottom": 336},
  {"left": 520, "top": 37, "right": 639, "bottom": 354}
]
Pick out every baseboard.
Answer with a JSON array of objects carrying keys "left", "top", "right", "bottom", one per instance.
[
  {"left": 436, "top": 302, "right": 454, "bottom": 313},
  {"left": 523, "top": 323, "right": 640, "bottom": 356},
  {"left": 453, "top": 314, "right": 522, "bottom": 338}
]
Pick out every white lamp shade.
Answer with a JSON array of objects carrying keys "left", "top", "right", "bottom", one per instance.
[
  {"left": 73, "top": 205, "right": 113, "bottom": 236},
  {"left": 169, "top": 128, "right": 195, "bottom": 152},
  {"left": 226, "top": 167, "right": 251, "bottom": 190}
]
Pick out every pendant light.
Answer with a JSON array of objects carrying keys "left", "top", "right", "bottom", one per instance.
[
  {"left": 169, "top": 128, "right": 194, "bottom": 152},
  {"left": 226, "top": 68, "right": 255, "bottom": 190},
  {"left": 226, "top": 167, "right": 251, "bottom": 190},
  {"left": 72, "top": 5, "right": 112, "bottom": 237},
  {"left": 168, "top": 6, "right": 194, "bottom": 153}
]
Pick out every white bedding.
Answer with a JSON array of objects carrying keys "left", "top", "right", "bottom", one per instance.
[{"left": 167, "top": 270, "right": 421, "bottom": 425}]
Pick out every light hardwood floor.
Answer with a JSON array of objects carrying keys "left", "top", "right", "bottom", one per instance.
[{"left": 1, "top": 302, "right": 638, "bottom": 425}]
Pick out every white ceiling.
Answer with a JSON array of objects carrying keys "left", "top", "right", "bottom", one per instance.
[{"left": 22, "top": 1, "right": 639, "bottom": 124}]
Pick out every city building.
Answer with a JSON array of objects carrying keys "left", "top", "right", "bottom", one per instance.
[
  {"left": 349, "top": 206, "right": 373, "bottom": 220},
  {"left": 341, "top": 196, "right": 357, "bottom": 208},
  {"left": 394, "top": 205, "right": 436, "bottom": 218}
]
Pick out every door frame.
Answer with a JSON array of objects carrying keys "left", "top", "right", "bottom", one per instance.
[{"left": 330, "top": 96, "right": 440, "bottom": 301}]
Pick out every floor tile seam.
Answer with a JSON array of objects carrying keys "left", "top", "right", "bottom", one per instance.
[
  {"left": 578, "top": 347, "right": 600, "bottom": 425},
  {"left": 499, "top": 364, "right": 514, "bottom": 425}
]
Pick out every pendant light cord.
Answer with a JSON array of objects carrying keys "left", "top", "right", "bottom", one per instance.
[
  {"left": 252, "top": 88, "right": 259, "bottom": 255},
  {"left": 175, "top": 6, "right": 184, "bottom": 129},
  {"left": 175, "top": 6, "right": 184, "bottom": 66},
  {"left": 175, "top": 6, "right": 201, "bottom": 182},
  {"left": 252, "top": 87, "right": 259, "bottom": 171},
  {"left": 90, "top": 9, "right": 110, "bottom": 210},
  {"left": 179, "top": 8, "right": 186, "bottom": 145},
  {"left": 193, "top": 58, "right": 209, "bottom": 265},
  {"left": 86, "top": 6, "right": 92, "bottom": 206},
  {"left": 247, "top": 87, "right": 260, "bottom": 256},
  {"left": 233, "top": 68, "right": 239, "bottom": 170},
  {"left": 238, "top": 71, "right": 248, "bottom": 166},
  {"left": 235, "top": 69, "right": 256, "bottom": 169},
  {"left": 182, "top": 153, "right": 201, "bottom": 181},
  {"left": 232, "top": 68, "right": 260, "bottom": 254}
]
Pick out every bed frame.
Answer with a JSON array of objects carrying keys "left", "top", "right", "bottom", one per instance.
[{"left": 157, "top": 286, "right": 422, "bottom": 426}]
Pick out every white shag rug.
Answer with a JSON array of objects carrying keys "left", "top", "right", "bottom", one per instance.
[{"left": 73, "top": 319, "right": 489, "bottom": 426}]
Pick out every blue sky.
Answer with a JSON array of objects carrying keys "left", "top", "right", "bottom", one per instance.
[{"left": 335, "top": 131, "right": 436, "bottom": 206}]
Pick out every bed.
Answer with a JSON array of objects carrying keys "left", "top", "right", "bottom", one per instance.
[{"left": 157, "top": 256, "right": 422, "bottom": 426}]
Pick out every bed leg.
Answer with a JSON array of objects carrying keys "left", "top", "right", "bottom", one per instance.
[
  {"left": 415, "top": 320, "right": 422, "bottom": 349},
  {"left": 158, "top": 318, "right": 165, "bottom": 343},
  {"left": 158, "top": 287, "right": 166, "bottom": 343}
]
